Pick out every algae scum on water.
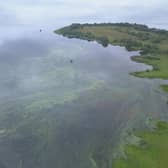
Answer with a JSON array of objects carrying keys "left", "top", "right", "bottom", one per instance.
[
  {"left": 55, "top": 23, "right": 168, "bottom": 168},
  {"left": 0, "top": 23, "right": 168, "bottom": 168}
]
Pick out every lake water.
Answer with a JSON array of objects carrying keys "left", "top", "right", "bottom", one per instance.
[{"left": 0, "top": 26, "right": 168, "bottom": 168}]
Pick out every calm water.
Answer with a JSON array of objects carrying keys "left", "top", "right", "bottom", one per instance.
[{"left": 0, "top": 26, "right": 167, "bottom": 168}]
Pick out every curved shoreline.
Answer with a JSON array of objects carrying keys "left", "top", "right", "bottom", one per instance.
[{"left": 55, "top": 23, "right": 168, "bottom": 92}]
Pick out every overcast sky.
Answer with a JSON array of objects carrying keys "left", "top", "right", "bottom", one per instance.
[{"left": 0, "top": 0, "right": 168, "bottom": 29}]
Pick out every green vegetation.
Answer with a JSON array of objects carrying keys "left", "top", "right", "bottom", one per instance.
[
  {"left": 131, "top": 55, "right": 168, "bottom": 79},
  {"left": 113, "top": 121, "right": 168, "bottom": 168},
  {"left": 161, "top": 85, "right": 168, "bottom": 92},
  {"left": 55, "top": 23, "right": 168, "bottom": 92}
]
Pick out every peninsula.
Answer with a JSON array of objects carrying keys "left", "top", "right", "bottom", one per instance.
[{"left": 55, "top": 23, "right": 168, "bottom": 92}]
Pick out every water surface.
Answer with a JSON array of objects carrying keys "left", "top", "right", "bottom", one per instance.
[{"left": 0, "top": 26, "right": 167, "bottom": 168}]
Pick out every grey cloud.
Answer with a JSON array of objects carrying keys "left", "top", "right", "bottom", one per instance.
[{"left": 0, "top": 0, "right": 168, "bottom": 29}]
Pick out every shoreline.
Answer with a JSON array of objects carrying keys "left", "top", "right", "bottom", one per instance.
[
  {"left": 55, "top": 23, "right": 168, "bottom": 168},
  {"left": 55, "top": 23, "right": 168, "bottom": 92}
]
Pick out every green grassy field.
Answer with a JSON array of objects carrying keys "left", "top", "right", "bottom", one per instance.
[
  {"left": 113, "top": 121, "right": 168, "bottom": 168},
  {"left": 131, "top": 55, "right": 168, "bottom": 79},
  {"left": 160, "top": 85, "right": 168, "bottom": 92},
  {"left": 55, "top": 23, "right": 168, "bottom": 92}
]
